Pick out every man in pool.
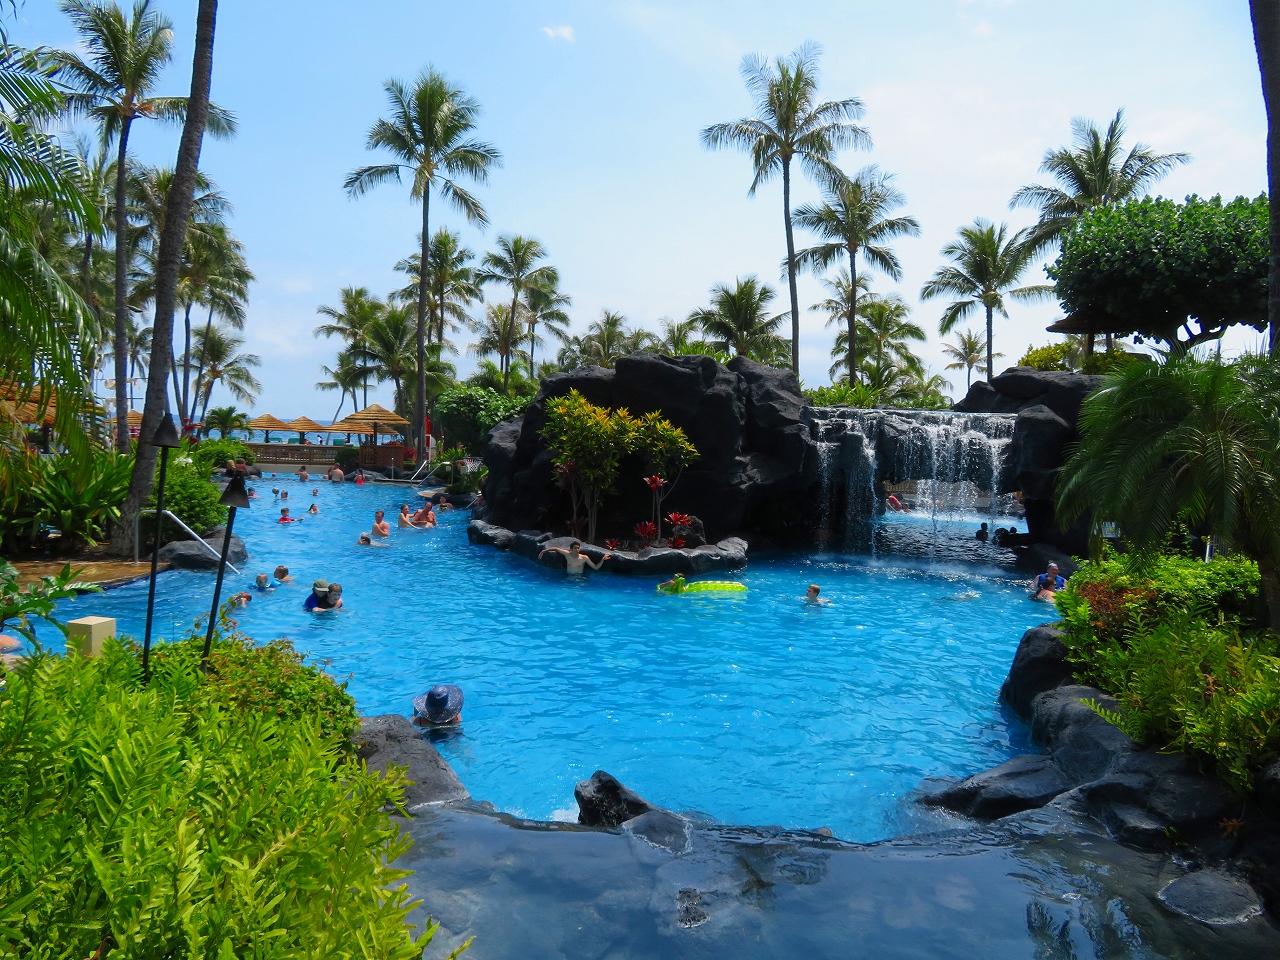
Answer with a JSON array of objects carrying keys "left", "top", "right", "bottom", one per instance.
[
  {"left": 326, "top": 464, "right": 344, "bottom": 483},
  {"left": 296, "top": 467, "right": 310, "bottom": 482},
  {"left": 304, "top": 579, "right": 337, "bottom": 610},
  {"left": 539, "top": 541, "right": 611, "bottom": 574},
  {"left": 1030, "top": 562, "right": 1066, "bottom": 602},
  {"left": 372, "top": 509, "right": 390, "bottom": 537},
  {"left": 805, "top": 584, "right": 829, "bottom": 604},
  {"left": 411, "top": 502, "right": 437, "bottom": 527},
  {"left": 273, "top": 565, "right": 293, "bottom": 585},
  {"left": 975, "top": 522, "right": 989, "bottom": 542}
]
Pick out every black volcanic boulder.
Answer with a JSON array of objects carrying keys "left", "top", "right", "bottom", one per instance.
[
  {"left": 575, "top": 770, "right": 660, "bottom": 827},
  {"left": 1000, "top": 404, "right": 1072, "bottom": 499},
  {"left": 616, "top": 354, "right": 745, "bottom": 467},
  {"left": 1000, "top": 624, "right": 1074, "bottom": 719}
]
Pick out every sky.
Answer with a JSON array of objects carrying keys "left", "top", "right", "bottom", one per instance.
[{"left": 12, "top": 0, "right": 1270, "bottom": 418}]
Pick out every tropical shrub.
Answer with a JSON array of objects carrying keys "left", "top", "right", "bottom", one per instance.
[
  {"left": 151, "top": 459, "right": 227, "bottom": 536},
  {"left": 804, "top": 382, "right": 882, "bottom": 408},
  {"left": 1019, "top": 342, "right": 1071, "bottom": 371},
  {"left": 0, "top": 640, "right": 445, "bottom": 956},
  {"left": 1055, "top": 553, "right": 1275, "bottom": 792},
  {"left": 0, "top": 561, "right": 99, "bottom": 647},
  {"left": 435, "top": 386, "right": 530, "bottom": 454},
  {"left": 147, "top": 609, "right": 359, "bottom": 742},
  {"left": 542, "top": 390, "right": 636, "bottom": 543},
  {"left": 10, "top": 452, "right": 133, "bottom": 552},
  {"left": 189, "top": 436, "right": 255, "bottom": 476}
]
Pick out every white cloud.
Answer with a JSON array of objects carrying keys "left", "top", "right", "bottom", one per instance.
[
  {"left": 541, "top": 25, "right": 575, "bottom": 42},
  {"left": 972, "top": 20, "right": 993, "bottom": 37}
]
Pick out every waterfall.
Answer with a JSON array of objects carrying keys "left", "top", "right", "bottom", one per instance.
[{"left": 803, "top": 407, "right": 1017, "bottom": 554}]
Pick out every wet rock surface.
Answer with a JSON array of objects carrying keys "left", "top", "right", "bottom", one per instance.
[
  {"left": 400, "top": 804, "right": 1280, "bottom": 959},
  {"left": 928, "top": 622, "right": 1280, "bottom": 920},
  {"left": 467, "top": 521, "right": 749, "bottom": 576},
  {"left": 1159, "top": 870, "right": 1264, "bottom": 925},
  {"left": 157, "top": 529, "right": 248, "bottom": 569},
  {"left": 355, "top": 715, "right": 469, "bottom": 810},
  {"left": 575, "top": 770, "right": 663, "bottom": 827}
]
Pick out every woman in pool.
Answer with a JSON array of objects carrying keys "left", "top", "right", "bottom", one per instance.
[
  {"left": 397, "top": 504, "right": 413, "bottom": 527},
  {"left": 307, "top": 503, "right": 320, "bottom": 514}
]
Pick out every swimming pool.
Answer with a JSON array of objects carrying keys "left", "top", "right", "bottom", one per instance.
[{"left": 51, "top": 481, "right": 1046, "bottom": 842}]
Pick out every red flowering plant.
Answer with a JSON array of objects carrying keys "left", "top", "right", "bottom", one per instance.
[
  {"left": 605, "top": 539, "right": 620, "bottom": 550},
  {"left": 669, "top": 537, "right": 686, "bottom": 549},
  {"left": 666, "top": 512, "right": 691, "bottom": 528},
  {"left": 634, "top": 521, "right": 658, "bottom": 545},
  {"left": 634, "top": 412, "right": 697, "bottom": 541}
]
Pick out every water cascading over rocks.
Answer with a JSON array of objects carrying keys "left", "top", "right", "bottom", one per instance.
[{"left": 803, "top": 408, "right": 1017, "bottom": 547}]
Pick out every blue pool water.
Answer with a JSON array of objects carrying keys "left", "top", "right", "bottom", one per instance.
[{"left": 50, "top": 481, "right": 1046, "bottom": 842}]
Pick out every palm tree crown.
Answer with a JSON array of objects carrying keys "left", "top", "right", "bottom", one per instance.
[
  {"left": 345, "top": 67, "right": 500, "bottom": 456},
  {"left": 315, "top": 286, "right": 385, "bottom": 407},
  {"left": 794, "top": 165, "right": 919, "bottom": 383},
  {"left": 921, "top": 219, "right": 1052, "bottom": 382},
  {"left": 475, "top": 235, "right": 557, "bottom": 392},
  {"left": 1010, "top": 109, "right": 1189, "bottom": 254},
  {"left": 701, "top": 42, "right": 870, "bottom": 376},
  {"left": 689, "top": 276, "right": 788, "bottom": 364},
  {"left": 941, "top": 328, "right": 1003, "bottom": 390}
]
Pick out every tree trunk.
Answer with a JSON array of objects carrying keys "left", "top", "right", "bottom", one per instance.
[
  {"left": 529, "top": 320, "right": 537, "bottom": 380},
  {"left": 180, "top": 301, "right": 194, "bottom": 425},
  {"left": 1250, "top": 0, "right": 1280, "bottom": 356},
  {"left": 415, "top": 192, "right": 430, "bottom": 460},
  {"left": 112, "top": 119, "right": 133, "bottom": 451},
  {"left": 191, "top": 303, "right": 215, "bottom": 406},
  {"left": 847, "top": 245, "right": 858, "bottom": 384},
  {"left": 985, "top": 305, "right": 995, "bottom": 383},
  {"left": 112, "top": 0, "right": 220, "bottom": 557},
  {"left": 782, "top": 159, "right": 801, "bottom": 376}
]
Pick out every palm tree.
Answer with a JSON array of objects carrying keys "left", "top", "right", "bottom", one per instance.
[
  {"left": 942, "top": 328, "right": 1003, "bottom": 390},
  {"left": 394, "top": 228, "right": 482, "bottom": 353},
  {"left": 345, "top": 67, "right": 501, "bottom": 457},
  {"left": 522, "top": 278, "right": 571, "bottom": 380},
  {"left": 470, "top": 303, "right": 524, "bottom": 391},
  {"left": 560, "top": 310, "right": 658, "bottom": 369},
  {"left": 794, "top": 166, "right": 920, "bottom": 383},
  {"left": 921, "top": 219, "right": 1053, "bottom": 383},
  {"left": 1250, "top": 2, "right": 1280, "bottom": 355},
  {"left": 812, "top": 269, "right": 877, "bottom": 383},
  {"left": 186, "top": 226, "right": 252, "bottom": 422},
  {"left": 193, "top": 325, "right": 260, "bottom": 424},
  {"left": 54, "top": 0, "right": 234, "bottom": 450},
  {"left": 316, "top": 350, "right": 367, "bottom": 423},
  {"left": 203, "top": 404, "right": 247, "bottom": 438},
  {"left": 1010, "top": 110, "right": 1189, "bottom": 256},
  {"left": 1056, "top": 355, "right": 1280, "bottom": 626},
  {"left": 363, "top": 305, "right": 416, "bottom": 415},
  {"left": 701, "top": 42, "right": 870, "bottom": 376},
  {"left": 476, "top": 235, "right": 557, "bottom": 393},
  {"left": 315, "top": 286, "right": 385, "bottom": 407},
  {"left": 833, "top": 296, "right": 924, "bottom": 377},
  {"left": 689, "top": 276, "right": 788, "bottom": 362},
  {"left": 656, "top": 317, "right": 719, "bottom": 357}
]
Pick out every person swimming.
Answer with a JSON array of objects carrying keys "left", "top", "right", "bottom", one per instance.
[
  {"left": 356, "top": 532, "right": 388, "bottom": 547},
  {"left": 397, "top": 504, "right": 413, "bottom": 528},
  {"left": 372, "top": 509, "right": 390, "bottom": 537},
  {"left": 278, "top": 507, "right": 299, "bottom": 523},
  {"left": 539, "top": 541, "right": 611, "bottom": 574},
  {"left": 975, "top": 522, "right": 989, "bottom": 542},
  {"left": 273, "top": 565, "right": 293, "bottom": 585},
  {"left": 411, "top": 502, "right": 436, "bottom": 527},
  {"left": 804, "top": 584, "right": 830, "bottom": 604},
  {"left": 412, "top": 683, "right": 463, "bottom": 726},
  {"left": 252, "top": 573, "right": 273, "bottom": 592},
  {"left": 303, "top": 579, "right": 338, "bottom": 610},
  {"left": 307, "top": 503, "right": 320, "bottom": 514},
  {"left": 1030, "top": 562, "right": 1065, "bottom": 602}
]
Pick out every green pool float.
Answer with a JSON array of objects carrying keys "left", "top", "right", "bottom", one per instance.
[{"left": 657, "top": 575, "right": 747, "bottom": 595}]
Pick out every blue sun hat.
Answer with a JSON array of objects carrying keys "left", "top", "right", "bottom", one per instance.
[{"left": 413, "top": 684, "right": 464, "bottom": 724}]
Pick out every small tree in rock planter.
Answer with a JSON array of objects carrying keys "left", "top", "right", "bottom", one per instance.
[
  {"left": 633, "top": 412, "right": 698, "bottom": 541},
  {"left": 542, "top": 390, "right": 636, "bottom": 544}
]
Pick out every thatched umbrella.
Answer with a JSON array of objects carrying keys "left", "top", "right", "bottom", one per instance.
[
  {"left": 248, "top": 413, "right": 291, "bottom": 443},
  {"left": 286, "top": 415, "right": 327, "bottom": 444},
  {"left": 338, "top": 404, "right": 409, "bottom": 446}
]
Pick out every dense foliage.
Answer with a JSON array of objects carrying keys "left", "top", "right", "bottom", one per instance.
[
  {"left": 0, "top": 561, "right": 98, "bottom": 648},
  {"left": 1050, "top": 194, "right": 1269, "bottom": 348},
  {"left": 0, "top": 639, "right": 441, "bottom": 957},
  {"left": 1055, "top": 554, "right": 1277, "bottom": 792},
  {"left": 150, "top": 457, "right": 227, "bottom": 535},
  {"left": 1057, "top": 355, "right": 1280, "bottom": 628},
  {"left": 0, "top": 452, "right": 133, "bottom": 554},
  {"left": 188, "top": 436, "right": 255, "bottom": 476},
  {"left": 435, "top": 386, "right": 529, "bottom": 454},
  {"left": 1019, "top": 342, "right": 1072, "bottom": 371}
]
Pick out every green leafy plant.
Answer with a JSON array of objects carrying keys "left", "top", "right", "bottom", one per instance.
[
  {"left": 0, "top": 637, "right": 456, "bottom": 956},
  {"left": 17, "top": 452, "right": 134, "bottom": 552},
  {"left": 435, "top": 386, "right": 530, "bottom": 454},
  {"left": 150, "top": 459, "right": 227, "bottom": 536},
  {"left": 1019, "top": 342, "right": 1071, "bottom": 371},
  {"left": 542, "top": 390, "right": 636, "bottom": 543},
  {"left": 188, "top": 436, "right": 255, "bottom": 477},
  {"left": 0, "top": 561, "right": 100, "bottom": 646}
]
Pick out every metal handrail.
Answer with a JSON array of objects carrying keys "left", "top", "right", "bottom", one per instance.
[{"left": 134, "top": 508, "right": 240, "bottom": 575}]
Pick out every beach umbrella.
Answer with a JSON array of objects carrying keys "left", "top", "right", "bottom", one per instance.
[
  {"left": 336, "top": 404, "right": 409, "bottom": 446},
  {"left": 248, "top": 413, "right": 291, "bottom": 443},
  {"left": 286, "top": 415, "right": 326, "bottom": 443}
]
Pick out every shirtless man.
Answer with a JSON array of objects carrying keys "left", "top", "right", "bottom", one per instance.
[
  {"left": 539, "top": 540, "right": 612, "bottom": 575},
  {"left": 372, "top": 509, "right": 391, "bottom": 537},
  {"left": 326, "top": 464, "right": 344, "bottom": 483},
  {"left": 411, "top": 502, "right": 436, "bottom": 527}
]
